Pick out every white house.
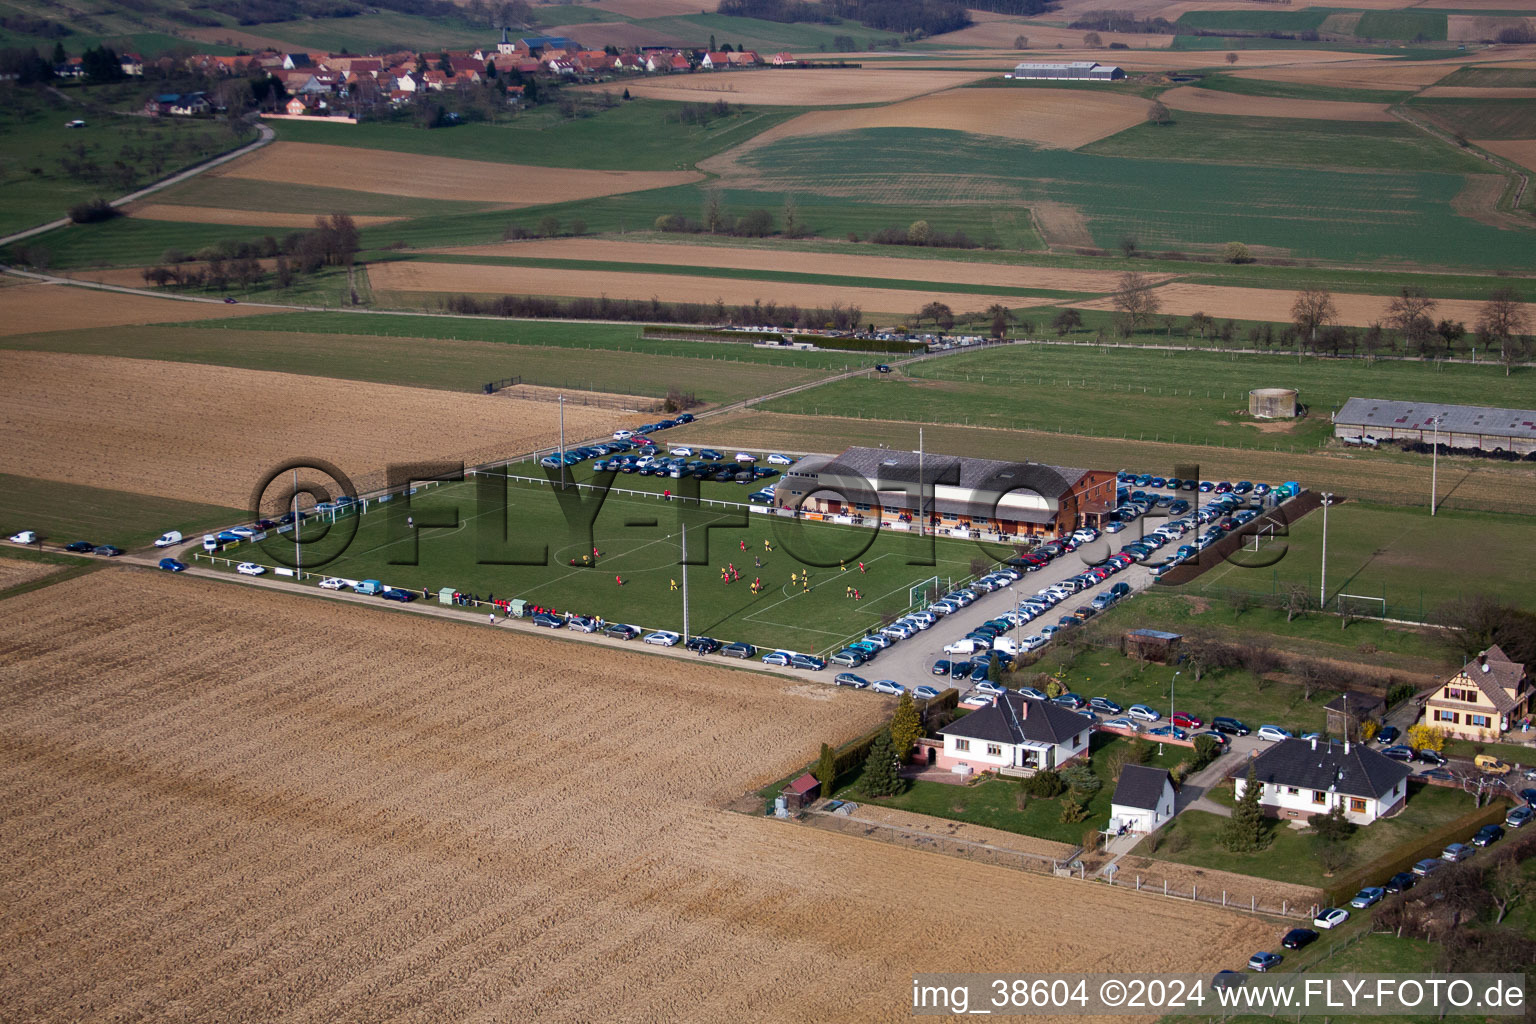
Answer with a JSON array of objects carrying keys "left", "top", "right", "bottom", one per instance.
[
  {"left": 1233, "top": 737, "right": 1411, "bottom": 825},
  {"left": 1109, "top": 764, "right": 1175, "bottom": 835},
  {"left": 933, "top": 692, "right": 1091, "bottom": 774}
]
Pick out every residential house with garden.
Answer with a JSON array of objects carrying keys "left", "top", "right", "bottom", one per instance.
[
  {"left": 932, "top": 693, "right": 1091, "bottom": 774},
  {"left": 1423, "top": 645, "right": 1531, "bottom": 741},
  {"left": 1232, "top": 737, "right": 1410, "bottom": 824}
]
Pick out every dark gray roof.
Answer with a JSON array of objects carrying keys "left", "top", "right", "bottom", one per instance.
[
  {"left": 1455, "top": 645, "right": 1530, "bottom": 714},
  {"left": 1324, "top": 691, "right": 1386, "bottom": 715},
  {"left": 810, "top": 446, "right": 1089, "bottom": 520},
  {"left": 1113, "top": 764, "right": 1171, "bottom": 810},
  {"left": 1241, "top": 738, "right": 1410, "bottom": 801},
  {"left": 1127, "top": 628, "right": 1181, "bottom": 641},
  {"left": 937, "top": 692, "right": 1089, "bottom": 746},
  {"left": 1335, "top": 398, "right": 1536, "bottom": 442}
]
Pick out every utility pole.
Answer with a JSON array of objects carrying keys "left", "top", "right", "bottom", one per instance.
[
  {"left": 293, "top": 467, "right": 300, "bottom": 572},
  {"left": 681, "top": 522, "right": 689, "bottom": 644},
  {"left": 918, "top": 426, "right": 925, "bottom": 539},
  {"left": 1319, "top": 492, "right": 1333, "bottom": 609}
]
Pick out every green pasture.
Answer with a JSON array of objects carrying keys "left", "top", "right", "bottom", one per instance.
[
  {"left": 150, "top": 176, "right": 486, "bottom": 219},
  {"left": 0, "top": 90, "right": 254, "bottom": 236},
  {"left": 760, "top": 342, "right": 1536, "bottom": 453},
  {"left": 1438, "top": 67, "right": 1536, "bottom": 88},
  {"left": 1355, "top": 9, "right": 1448, "bottom": 40},
  {"left": 0, "top": 473, "right": 244, "bottom": 549},
  {"left": 1186, "top": 501, "right": 1536, "bottom": 619},
  {"left": 1409, "top": 98, "right": 1536, "bottom": 139},
  {"left": 271, "top": 101, "right": 803, "bottom": 172},
  {"left": 1174, "top": 8, "right": 1334, "bottom": 34},
  {"left": 1186, "top": 71, "right": 1419, "bottom": 105},
  {"left": 211, "top": 476, "right": 987, "bottom": 655},
  {"left": 1082, "top": 112, "right": 1487, "bottom": 174}
]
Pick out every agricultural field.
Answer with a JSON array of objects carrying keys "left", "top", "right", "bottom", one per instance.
[
  {"left": 585, "top": 68, "right": 994, "bottom": 106},
  {"left": 1067, "top": 280, "right": 1532, "bottom": 325},
  {"left": 207, "top": 473, "right": 992, "bottom": 655},
  {"left": 666, "top": 408, "right": 1536, "bottom": 516},
  {"left": 0, "top": 282, "right": 267, "bottom": 335},
  {"left": 1155, "top": 85, "right": 1395, "bottom": 120},
  {"left": 1409, "top": 97, "right": 1536, "bottom": 137},
  {"left": 0, "top": 350, "right": 635, "bottom": 508},
  {"left": 0, "top": 472, "right": 243, "bottom": 551},
  {"left": 0, "top": 569, "right": 1273, "bottom": 1020}
]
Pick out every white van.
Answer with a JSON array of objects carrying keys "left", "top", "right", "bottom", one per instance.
[
  {"left": 8, "top": 530, "right": 37, "bottom": 545},
  {"left": 203, "top": 534, "right": 219, "bottom": 553},
  {"left": 154, "top": 530, "right": 183, "bottom": 548}
]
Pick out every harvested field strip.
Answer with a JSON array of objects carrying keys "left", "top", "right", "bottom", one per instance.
[
  {"left": 0, "top": 351, "right": 635, "bottom": 508},
  {"left": 1409, "top": 98, "right": 1536, "bottom": 138},
  {"left": 0, "top": 557, "right": 65, "bottom": 592},
  {"left": 404, "top": 254, "right": 1088, "bottom": 299},
  {"left": 1189, "top": 72, "right": 1411, "bottom": 103},
  {"left": 215, "top": 141, "right": 702, "bottom": 205},
  {"left": 1417, "top": 86, "right": 1536, "bottom": 98},
  {"left": 581, "top": 68, "right": 993, "bottom": 106},
  {"left": 1067, "top": 281, "right": 1536, "bottom": 330},
  {"left": 0, "top": 282, "right": 270, "bottom": 336},
  {"left": 1229, "top": 62, "right": 1458, "bottom": 90},
  {"left": 0, "top": 570, "right": 1272, "bottom": 1021},
  {"left": 126, "top": 204, "right": 403, "bottom": 228},
  {"left": 930, "top": 19, "right": 1174, "bottom": 49},
  {"left": 669, "top": 410, "right": 1536, "bottom": 515},
  {"left": 0, "top": 325, "right": 837, "bottom": 405},
  {"left": 1439, "top": 65, "right": 1536, "bottom": 88},
  {"left": 366, "top": 261, "right": 1055, "bottom": 316},
  {"left": 1157, "top": 85, "right": 1395, "bottom": 120},
  {"left": 1474, "top": 138, "right": 1536, "bottom": 173},
  {"left": 149, "top": 175, "right": 487, "bottom": 218},
  {"left": 431, "top": 237, "right": 1153, "bottom": 291}
]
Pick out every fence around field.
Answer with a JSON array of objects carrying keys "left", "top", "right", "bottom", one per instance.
[
  {"left": 805, "top": 806, "right": 1079, "bottom": 876},
  {"left": 482, "top": 375, "right": 521, "bottom": 394}
]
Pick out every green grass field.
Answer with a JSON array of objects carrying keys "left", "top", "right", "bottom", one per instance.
[
  {"left": 1410, "top": 98, "right": 1536, "bottom": 139},
  {"left": 759, "top": 342, "right": 1536, "bottom": 454},
  {"left": 1174, "top": 9, "right": 1334, "bottom": 34},
  {"left": 1183, "top": 72, "right": 1413, "bottom": 105},
  {"left": 626, "top": 12, "right": 892, "bottom": 53},
  {"left": 1438, "top": 67, "right": 1536, "bottom": 89},
  {"left": 0, "top": 473, "right": 245, "bottom": 549},
  {"left": 1141, "top": 781, "right": 1476, "bottom": 887},
  {"left": 0, "top": 89, "right": 255, "bottom": 236},
  {"left": 149, "top": 175, "right": 488, "bottom": 219},
  {"left": 272, "top": 101, "right": 803, "bottom": 173},
  {"left": 208, "top": 475, "right": 989, "bottom": 654},
  {"left": 1355, "top": 9, "right": 1448, "bottom": 40}
]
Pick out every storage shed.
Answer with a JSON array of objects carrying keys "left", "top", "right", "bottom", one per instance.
[
  {"left": 438, "top": 587, "right": 457, "bottom": 605},
  {"left": 1125, "top": 628, "right": 1182, "bottom": 662},
  {"left": 781, "top": 773, "right": 822, "bottom": 810}
]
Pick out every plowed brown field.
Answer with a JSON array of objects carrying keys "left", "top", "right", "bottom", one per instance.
[
  {"left": 1067, "top": 282, "right": 1536, "bottom": 329},
  {"left": 0, "top": 351, "right": 636, "bottom": 507},
  {"left": 127, "top": 203, "right": 403, "bottom": 228},
  {"left": 584, "top": 68, "right": 992, "bottom": 106},
  {"left": 0, "top": 569, "right": 1273, "bottom": 1022},
  {"left": 1448, "top": 14, "right": 1536, "bottom": 41},
  {"left": 1419, "top": 86, "right": 1536, "bottom": 98},
  {"left": 370, "top": 260, "right": 1044, "bottom": 315},
  {"left": 215, "top": 141, "right": 700, "bottom": 204},
  {"left": 1475, "top": 138, "right": 1536, "bottom": 172},
  {"left": 0, "top": 556, "right": 61, "bottom": 589},
  {"left": 1230, "top": 62, "right": 1454, "bottom": 90},
  {"left": 0, "top": 282, "right": 268, "bottom": 335},
  {"left": 432, "top": 237, "right": 1161, "bottom": 291},
  {"left": 1158, "top": 86, "right": 1395, "bottom": 120}
]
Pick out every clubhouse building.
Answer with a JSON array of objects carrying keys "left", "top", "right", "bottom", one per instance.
[{"left": 775, "top": 446, "right": 1115, "bottom": 541}]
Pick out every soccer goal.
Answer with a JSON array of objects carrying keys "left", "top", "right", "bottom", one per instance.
[
  {"left": 909, "top": 576, "right": 942, "bottom": 609},
  {"left": 1246, "top": 520, "right": 1281, "bottom": 553},
  {"left": 1336, "top": 593, "right": 1387, "bottom": 620}
]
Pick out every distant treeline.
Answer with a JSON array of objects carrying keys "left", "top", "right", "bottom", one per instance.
[
  {"left": 439, "top": 292, "right": 865, "bottom": 331},
  {"left": 202, "top": 0, "right": 458, "bottom": 25},
  {"left": 1068, "top": 10, "right": 1175, "bottom": 33},
  {"left": 717, "top": 0, "right": 979, "bottom": 36}
]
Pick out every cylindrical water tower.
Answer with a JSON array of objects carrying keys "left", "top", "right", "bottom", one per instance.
[{"left": 1249, "top": 387, "right": 1298, "bottom": 419}]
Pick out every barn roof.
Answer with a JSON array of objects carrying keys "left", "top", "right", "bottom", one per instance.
[{"left": 1335, "top": 397, "right": 1536, "bottom": 442}]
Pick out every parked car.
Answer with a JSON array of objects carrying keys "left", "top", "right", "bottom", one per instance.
[
  {"left": 154, "top": 530, "right": 184, "bottom": 547},
  {"left": 1149, "top": 725, "right": 1188, "bottom": 741},
  {"left": 1376, "top": 725, "right": 1401, "bottom": 745},
  {"left": 1384, "top": 872, "right": 1417, "bottom": 893},
  {"left": 605, "top": 623, "right": 642, "bottom": 640},
  {"left": 531, "top": 613, "right": 564, "bottom": 628},
  {"left": 64, "top": 540, "right": 96, "bottom": 553},
  {"left": 1247, "top": 952, "right": 1282, "bottom": 972},
  {"left": 719, "top": 641, "right": 756, "bottom": 658},
  {"left": 236, "top": 561, "right": 266, "bottom": 575},
  {"left": 643, "top": 630, "right": 681, "bottom": 646},
  {"left": 1475, "top": 754, "right": 1512, "bottom": 776},
  {"left": 872, "top": 679, "right": 904, "bottom": 696},
  {"left": 1257, "top": 725, "right": 1292, "bottom": 742},
  {"left": 1128, "top": 704, "right": 1161, "bottom": 723},
  {"left": 1213, "top": 717, "right": 1250, "bottom": 736},
  {"left": 975, "top": 680, "right": 1007, "bottom": 696},
  {"left": 1089, "top": 697, "right": 1123, "bottom": 715},
  {"left": 1282, "top": 928, "right": 1318, "bottom": 950},
  {"left": 1052, "top": 692, "right": 1087, "bottom": 709},
  {"left": 317, "top": 577, "right": 347, "bottom": 590},
  {"left": 93, "top": 545, "right": 124, "bottom": 557},
  {"left": 1412, "top": 858, "right": 1445, "bottom": 877},
  {"left": 767, "top": 453, "right": 794, "bottom": 465},
  {"left": 382, "top": 588, "right": 416, "bottom": 602},
  {"left": 1313, "top": 907, "right": 1349, "bottom": 930},
  {"left": 1441, "top": 843, "right": 1474, "bottom": 862},
  {"left": 158, "top": 557, "right": 187, "bottom": 572},
  {"left": 1415, "top": 749, "right": 1448, "bottom": 766},
  {"left": 1380, "top": 745, "right": 1416, "bottom": 762},
  {"left": 1101, "top": 717, "right": 1135, "bottom": 731},
  {"left": 790, "top": 654, "right": 826, "bottom": 671},
  {"left": 1472, "top": 824, "right": 1504, "bottom": 847},
  {"left": 686, "top": 636, "right": 722, "bottom": 654},
  {"left": 834, "top": 673, "right": 870, "bottom": 689},
  {"left": 1505, "top": 805, "right": 1533, "bottom": 829},
  {"left": 761, "top": 651, "right": 792, "bottom": 667},
  {"left": 913, "top": 685, "right": 942, "bottom": 701},
  {"left": 1349, "top": 887, "right": 1385, "bottom": 909},
  {"left": 1171, "top": 712, "right": 1204, "bottom": 729}
]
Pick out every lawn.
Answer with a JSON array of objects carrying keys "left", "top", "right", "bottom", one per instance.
[
  {"left": 204, "top": 475, "right": 990, "bottom": 654},
  {"left": 1018, "top": 646, "right": 1342, "bottom": 738},
  {"left": 271, "top": 101, "right": 804, "bottom": 172},
  {"left": 2, "top": 323, "right": 845, "bottom": 404},
  {"left": 1082, "top": 113, "right": 1486, "bottom": 175},
  {"left": 0, "top": 473, "right": 245, "bottom": 549},
  {"left": 1140, "top": 781, "right": 1479, "bottom": 887},
  {"left": 759, "top": 341, "right": 1536, "bottom": 454},
  {"left": 836, "top": 733, "right": 1190, "bottom": 844},
  {"left": 0, "top": 89, "right": 255, "bottom": 236}
]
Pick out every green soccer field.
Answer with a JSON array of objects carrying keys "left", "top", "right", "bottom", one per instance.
[{"left": 220, "top": 475, "right": 993, "bottom": 655}]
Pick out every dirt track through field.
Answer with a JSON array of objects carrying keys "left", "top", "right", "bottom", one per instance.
[
  {"left": 1474, "top": 138, "right": 1536, "bottom": 172},
  {"left": 0, "top": 351, "right": 636, "bottom": 507},
  {"left": 0, "top": 569, "right": 1272, "bottom": 1022},
  {"left": 370, "top": 260, "right": 1065, "bottom": 315},
  {"left": 0, "top": 281, "right": 268, "bottom": 335},
  {"left": 583, "top": 68, "right": 993, "bottom": 106},
  {"left": 1158, "top": 86, "right": 1395, "bottom": 121},
  {"left": 1067, "top": 281, "right": 1536, "bottom": 330},
  {"left": 214, "top": 141, "right": 700, "bottom": 205},
  {"left": 431, "top": 237, "right": 1163, "bottom": 292},
  {"left": 126, "top": 203, "right": 403, "bottom": 228}
]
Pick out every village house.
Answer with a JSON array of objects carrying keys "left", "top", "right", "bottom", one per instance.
[
  {"left": 1108, "top": 764, "right": 1176, "bottom": 835},
  {"left": 729, "top": 50, "right": 760, "bottom": 66},
  {"left": 701, "top": 51, "right": 733, "bottom": 70},
  {"left": 932, "top": 692, "right": 1092, "bottom": 774},
  {"left": 119, "top": 52, "right": 144, "bottom": 76},
  {"left": 771, "top": 51, "right": 797, "bottom": 66},
  {"left": 144, "top": 92, "right": 211, "bottom": 117},
  {"left": 1423, "top": 645, "right": 1532, "bottom": 741},
  {"left": 1233, "top": 737, "right": 1410, "bottom": 825}
]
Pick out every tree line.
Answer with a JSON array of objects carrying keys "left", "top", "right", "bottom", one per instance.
[
  {"left": 138, "top": 214, "right": 360, "bottom": 292},
  {"left": 438, "top": 292, "right": 863, "bottom": 330},
  {"left": 1291, "top": 284, "right": 1531, "bottom": 372},
  {"left": 718, "top": 0, "right": 974, "bottom": 37}
]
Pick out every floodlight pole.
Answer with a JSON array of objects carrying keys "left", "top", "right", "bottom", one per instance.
[
  {"left": 918, "top": 426, "right": 925, "bottom": 539},
  {"left": 681, "top": 522, "right": 689, "bottom": 645},
  {"left": 293, "top": 467, "right": 300, "bottom": 571},
  {"left": 1319, "top": 492, "right": 1333, "bottom": 609},
  {"left": 1429, "top": 415, "right": 1440, "bottom": 517},
  {"left": 559, "top": 394, "right": 567, "bottom": 489}
]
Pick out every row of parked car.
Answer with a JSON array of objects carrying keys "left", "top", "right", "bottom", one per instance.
[
  {"left": 1117, "top": 471, "right": 1277, "bottom": 497},
  {"left": 1247, "top": 817, "right": 1521, "bottom": 973}
]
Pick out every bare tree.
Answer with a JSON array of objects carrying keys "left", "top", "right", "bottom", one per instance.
[
  {"left": 1291, "top": 287, "right": 1338, "bottom": 350},
  {"left": 986, "top": 303, "right": 1011, "bottom": 339},
  {"left": 916, "top": 301, "right": 955, "bottom": 329},
  {"left": 1111, "top": 271, "right": 1161, "bottom": 333},
  {"left": 1282, "top": 583, "right": 1311, "bottom": 623},
  {"left": 1147, "top": 100, "right": 1171, "bottom": 125},
  {"left": 1476, "top": 286, "right": 1530, "bottom": 376},
  {"left": 1295, "top": 659, "right": 1327, "bottom": 701},
  {"left": 1386, "top": 286, "right": 1438, "bottom": 350},
  {"left": 1013, "top": 34, "right": 1029, "bottom": 48},
  {"left": 1489, "top": 857, "right": 1534, "bottom": 924},
  {"left": 1083, "top": 31, "right": 1103, "bottom": 45},
  {"left": 1225, "top": 51, "right": 1239, "bottom": 64}
]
